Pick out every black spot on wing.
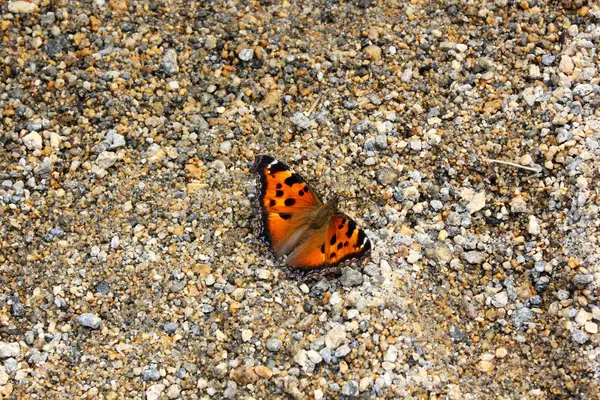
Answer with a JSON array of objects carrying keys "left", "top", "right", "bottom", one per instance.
[
  {"left": 346, "top": 220, "right": 356, "bottom": 238},
  {"left": 275, "top": 190, "right": 284, "bottom": 197},
  {"left": 284, "top": 174, "right": 302, "bottom": 187},
  {"left": 337, "top": 242, "right": 343, "bottom": 250},
  {"left": 279, "top": 213, "right": 291, "bottom": 220},
  {"left": 284, "top": 198, "right": 296, "bottom": 206},
  {"left": 320, "top": 244, "right": 325, "bottom": 254},
  {"left": 344, "top": 241, "right": 349, "bottom": 247},
  {"left": 276, "top": 183, "right": 282, "bottom": 189},
  {"left": 330, "top": 234, "right": 336, "bottom": 245},
  {"left": 330, "top": 252, "right": 336, "bottom": 258},
  {"left": 298, "top": 190, "right": 304, "bottom": 196},
  {"left": 269, "top": 199, "right": 276, "bottom": 207}
]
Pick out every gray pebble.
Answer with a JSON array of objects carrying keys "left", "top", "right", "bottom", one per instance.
[
  {"left": 511, "top": 307, "right": 532, "bottom": 330},
  {"left": 239, "top": 48, "right": 254, "bottom": 61},
  {"left": 76, "top": 313, "right": 102, "bottom": 329},
  {"left": 572, "top": 274, "right": 593, "bottom": 288},
  {"left": 142, "top": 365, "right": 161, "bottom": 381},
  {"left": 164, "top": 322, "right": 179, "bottom": 334},
  {"left": 340, "top": 268, "right": 363, "bottom": 287},
  {"left": 162, "top": 49, "right": 179, "bottom": 76},
  {"left": 223, "top": 381, "right": 238, "bottom": 399},
  {"left": 341, "top": 380, "right": 359, "bottom": 397},
  {"left": 290, "top": 113, "right": 312, "bottom": 130},
  {"left": 571, "top": 330, "right": 589, "bottom": 345},
  {"left": 266, "top": 338, "right": 282, "bottom": 352},
  {"left": 462, "top": 251, "right": 485, "bottom": 265}
]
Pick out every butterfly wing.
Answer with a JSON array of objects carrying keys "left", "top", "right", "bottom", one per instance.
[
  {"left": 287, "top": 213, "right": 371, "bottom": 273},
  {"left": 251, "top": 155, "right": 323, "bottom": 256}
]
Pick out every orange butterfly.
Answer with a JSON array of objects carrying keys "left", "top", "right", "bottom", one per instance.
[{"left": 251, "top": 155, "right": 371, "bottom": 278}]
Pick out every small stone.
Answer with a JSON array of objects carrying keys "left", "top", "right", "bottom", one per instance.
[
  {"left": 495, "top": 347, "right": 508, "bottom": 358},
  {"left": 146, "top": 384, "right": 165, "bottom": 400},
  {"left": 511, "top": 307, "right": 532, "bottom": 330},
  {"left": 239, "top": 48, "right": 254, "bottom": 61},
  {"left": 76, "top": 313, "right": 102, "bottom": 329},
  {"left": 290, "top": 113, "right": 312, "bottom": 130},
  {"left": 463, "top": 251, "right": 485, "bottom": 265},
  {"left": 572, "top": 84, "right": 593, "bottom": 97},
  {"left": 364, "top": 45, "right": 382, "bottom": 60},
  {"left": 510, "top": 196, "right": 527, "bottom": 213},
  {"left": 142, "top": 365, "right": 161, "bottom": 381},
  {"left": 340, "top": 268, "right": 363, "bottom": 287},
  {"left": 167, "top": 81, "right": 179, "bottom": 91},
  {"left": 336, "top": 344, "right": 351, "bottom": 357},
  {"left": 572, "top": 274, "right": 593, "bottom": 288},
  {"left": 584, "top": 322, "right": 598, "bottom": 334},
  {"left": 342, "top": 381, "right": 359, "bottom": 397},
  {"left": 478, "top": 360, "right": 494, "bottom": 373},
  {"left": 23, "top": 132, "right": 43, "bottom": 150},
  {"left": 0, "top": 342, "right": 20, "bottom": 359},
  {"left": 166, "top": 384, "right": 181, "bottom": 399},
  {"left": 466, "top": 191, "right": 486, "bottom": 214},
  {"left": 266, "top": 338, "right": 282, "bottom": 352},
  {"left": 558, "top": 55, "right": 574, "bottom": 75},
  {"left": 96, "top": 151, "right": 119, "bottom": 169},
  {"left": 241, "top": 329, "right": 252, "bottom": 342},
  {"left": 456, "top": 43, "right": 467, "bottom": 52},
  {"left": 8, "top": 1, "right": 38, "bottom": 13},
  {"left": 164, "top": 322, "right": 179, "bottom": 334},
  {"left": 541, "top": 54, "right": 555, "bottom": 66},
  {"left": 294, "top": 349, "right": 308, "bottom": 368},
  {"left": 325, "top": 324, "right": 346, "bottom": 349},
  {"left": 314, "top": 389, "right": 324, "bottom": 400},
  {"left": 254, "top": 365, "right": 272, "bottom": 379},
  {"left": 400, "top": 68, "right": 412, "bottom": 82},
  {"left": 307, "top": 350, "right": 323, "bottom": 364},
  {"left": 384, "top": 345, "right": 398, "bottom": 362},
  {"left": 223, "top": 380, "right": 238, "bottom": 398},
  {"left": 520, "top": 154, "right": 533, "bottom": 165},
  {"left": 256, "top": 268, "right": 271, "bottom": 280},
  {"left": 528, "top": 216, "right": 540, "bottom": 235},
  {"left": 162, "top": 49, "right": 179, "bottom": 76},
  {"left": 491, "top": 291, "right": 508, "bottom": 308},
  {"left": 571, "top": 330, "right": 589, "bottom": 345}
]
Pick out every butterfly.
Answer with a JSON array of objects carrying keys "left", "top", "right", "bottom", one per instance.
[{"left": 251, "top": 155, "right": 371, "bottom": 278}]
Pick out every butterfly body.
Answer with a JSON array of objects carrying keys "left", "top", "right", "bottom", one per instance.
[{"left": 251, "top": 155, "right": 371, "bottom": 277}]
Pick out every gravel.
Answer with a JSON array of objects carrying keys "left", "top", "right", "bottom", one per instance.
[{"left": 1, "top": 1, "right": 599, "bottom": 398}]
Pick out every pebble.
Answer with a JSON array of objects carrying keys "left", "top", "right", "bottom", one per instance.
[
  {"left": 0, "top": 343, "right": 20, "bottom": 359},
  {"left": 339, "top": 268, "right": 363, "bottom": 287},
  {"left": 325, "top": 325, "right": 346, "bottom": 349},
  {"left": 239, "top": 48, "right": 254, "bottom": 61},
  {"left": 462, "top": 251, "right": 485, "bottom": 265},
  {"left": 95, "top": 151, "right": 119, "bottom": 169},
  {"left": 145, "top": 384, "right": 165, "bottom": 400},
  {"left": 23, "top": 132, "right": 43, "bottom": 150},
  {"left": 8, "top": 1, "right": 37, "bottom": 13},
  {"left": 142, "top": 365, "right": 161, "bottom": 381},
  {"left": 528, "top": 216, "right": 540, "bottom": 235},
  {"left": 266, "top": 338, "right": 282, "bottom": 352},
  {"left": 492, "top": 291, "right": 509, "bottom": 308},
  {"left": 290, "top": 112, "right": 312, "bottom": 130},
  {"left": 162, "top": 49, "right": 179, "bottom": 76},
  {"left": 342, "top": 381, "right": 359, "bottom": 397},
  {"left": 76, "top": 313, "right": 102, "bottom": 329}
]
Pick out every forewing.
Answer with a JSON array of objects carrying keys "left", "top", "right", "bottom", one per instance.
[{"left": 251, "top": 155, "right": 322, "bottom": 256}]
